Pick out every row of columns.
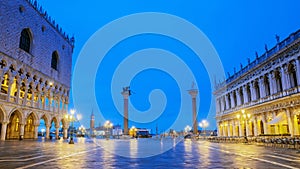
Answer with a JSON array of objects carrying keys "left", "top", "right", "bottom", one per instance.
[
  {"left": 0, "top": 122, "right": 69, "bottom": 141},
  {"left": 218, "top": 109, "right": 300, "bottom": 137},
  {"left": 216, "top": 61, "right": 300, "bottom": 113},
  {"left": 0, "top": 72, "right": 69, "bottom": 113}
]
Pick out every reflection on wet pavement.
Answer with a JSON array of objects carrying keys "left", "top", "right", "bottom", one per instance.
[{"left": 0, "top": 137, "right": 299, "bottom": 169}]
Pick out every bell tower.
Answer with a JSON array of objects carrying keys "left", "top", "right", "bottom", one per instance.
[{"left": 90, "top": 110, "right": 95, "bottom": 132}]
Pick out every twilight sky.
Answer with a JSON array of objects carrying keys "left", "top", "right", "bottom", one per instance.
[{"left": 38, "top": 0, "right": 300, "bottom": 132}]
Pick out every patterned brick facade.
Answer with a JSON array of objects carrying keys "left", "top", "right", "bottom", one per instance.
[{"left": 0, "top": 0, "right": 74, "bottom": 140}]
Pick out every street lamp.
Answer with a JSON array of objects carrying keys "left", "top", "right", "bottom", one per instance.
[
  {"left": 104, "top": 120, "right": 113, "bottom": 139},
  {"left": 199, "top": 120, "right": 209, "bottom": 136},
  {"left": 65, "top": 109, "right": 80, "bottom": 144},
  {"left": 41, "top": 128, "right": 45, "bottom": 137},
  {"left": 78, "top": 125, "right": 85, "bottom": 137},
  {"left": 184, "top": 125, "right": 191, "bottom": 133}
]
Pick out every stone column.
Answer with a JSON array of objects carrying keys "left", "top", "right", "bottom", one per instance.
[
  {"left": 259, "top": 77, "right": 265, "bottom": 98},
  {"left": 63, "top": 127, "right": 68, "bottom": 139},
  {"left": 55, "top": 126, "right": 59, "bottom": 139},
  {"left": 245, "top": 121, "right": 249, "bottom": 136},
  {"left": 232, "top": 121, "right": 236, "bottom": 136},
  {"left": 46, "top": 125, "right": 50, "bottom": 139},
  {"left": 49, "top": 89, "right": 53, "bottom": 112},
  {"left": 217, "top": 124, "right": 222, "bottom": 136},
  {"left": 34, "top": 125, "right": 39, "bottom": 139},
  {"left": 243, "top": 85, "right": 249, "bottom": 103},
  {"left": 238, "top": 121, "right": 242, "bottom": 137},
  {"left": 16, "top": 79, "right": 21, "bottom": 104},
  {"left": 294, "top": 115, "right": 300, "bottom": 136},
  {"left": 250, "top": 82, "right": 256, "bottom": 101},
  {"left": 7, "top": 78, "right": 14, "bottom": 102},
  {"left": 0, "top": 122, "right": 7, "bottom": 141},
  {"left": 221, "top": 97, "right": 225, "bottom": 111},
  {"left": 286, "top": 109, "right": 294, "bottom": 137},
  {"left": 37, "top": 92, "right": 41, "bottom": 109},
  {"left": 216, "top": 98, "right": 220, "bottom": 113},
  {"left": 295, "top": 59, "right": 300, "bottom": 86},
  {"left": 42, "top": 95, "right": 46, "bottom": 110},
  {"left": 262, "top": 117, "right": 268, "bottom": 135},
  {"left": 230, "top": 92, "right": 235, "bottom": 108},
  {"left": 188, "top": 89, "right": 198, "bottom": 135},
  {"left": 222, "top": 125, "right": 226, "bottom": 136},
  {"left": 23, "top": 83, "right": 29, "bottom": 106},
  {"left": 253, "top": 117, "right": 258, "bottom": 136},
  {"left": 31, "top": 89, "right": 35, "bottom": 107},
  {"left": 58, "top": 96, "right": 61, "bottom": 114},
  {"left": 227, "top": 121, "right": 231, "bottom": 137},
  {"left": 19, "top": 124, "right": 25, "bottom": 138},
  {"left": 236, "top": 90, "right": 240, "bottom": 106},
  {"left": 281, "top": 66, "right": 288, "bottom": 91},
  {"left": 225, "top": 94, "right": 229, "bottom": 110},
  {"left": 122, "top": 89, "right": 130, "bottom": 135},
  {"left": 268, "top": 72, "right": 275, "bottom": 95}
]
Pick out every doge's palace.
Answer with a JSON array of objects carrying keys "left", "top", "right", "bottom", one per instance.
[
  {"left": 0, "top": 0, "right": 74, "bottom": 140},
  {"left": 214, "top": 30, "right": 300, "bottom": 138}
]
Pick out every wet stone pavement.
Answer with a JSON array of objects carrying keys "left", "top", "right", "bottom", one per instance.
[{"left": 0, "top": 137, "right": 300, "bottom": 169}]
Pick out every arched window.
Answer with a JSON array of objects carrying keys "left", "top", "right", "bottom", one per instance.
[
  {"left": 288, "top": 63, "right": 297, "bottom": 88},
  {"left": 51, "top": 51, "right": 59, "bottom": 70},
  {"left": 19, "top": 29, "right": 31, "bottom": 53}
]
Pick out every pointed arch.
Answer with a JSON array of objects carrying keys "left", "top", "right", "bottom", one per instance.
[
  {"left": 6, "top": 109, "right": 23, "bottom": 139},
  {"left": 0, "top": 105, "right": 6, "bottom": 123},
  {"left": 24, "top": 112, "right": 37, "bottom": 139},
  {"left": 40, "top": 113, "right": 50, "bottom": 126},
  {"left": 19, "top": 28, "right": 32, "bottom": 53},
  {"left": 51, "top": 51, "right": 59, "bottom": 71},
  {"left": 60, "top": 117, "right": 68, "bottom": 128},
  {"left": 50, "top": 116, "right": 59, "bottom": 128},
  {"left": 8, "top": 108, "right": 23, "bottom": 123}
]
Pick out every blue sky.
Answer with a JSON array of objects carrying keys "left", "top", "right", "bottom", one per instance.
[{"left": 38, "top": 0, "right": 300, "bottom": 132}]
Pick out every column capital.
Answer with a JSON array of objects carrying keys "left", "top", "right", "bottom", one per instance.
[
  {"left": 188, "top": 89, "right": 198, "bottom": 98},
  {"left": 121, "top": 91, "right": 130, "bottom": 99},
  {"left": 1, "top": 121, "right": 9, "bottom": 125}
]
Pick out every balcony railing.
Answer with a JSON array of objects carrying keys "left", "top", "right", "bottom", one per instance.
[
  {"left": 0, "top": 93, "right": 65, "bottom": 113},
  {"left": 222, "top": 29, "right": 300, "bottom": 86}
]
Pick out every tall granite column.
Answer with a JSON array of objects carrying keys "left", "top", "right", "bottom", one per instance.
[
  {"left": 122, "top": 89, "right": 130, "bottom": 135},
  {"left": 188, "top": 88, "right": 198, "bottom": 135}
]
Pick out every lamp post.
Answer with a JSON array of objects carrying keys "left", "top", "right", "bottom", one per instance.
[
  {"left": 236, "top": 109, "right": 251, "bottom": 137},
  {"left": 199, "top": 120, "right": 209, "bottom": 136},
  {"left": 78, "top": 125, "right": 85, "bottom": 137},
  {"left": 65, "top": 109, "right": 81, "bottom": 144},
  {"left": 104, "top": 120, "right": 113, "bottom": 139},
  {"left": 41, "top": 128, "right": 45, "bottom": 137},
  {"left": 184, "top": 125, "right": 191, "bottom": 134}
]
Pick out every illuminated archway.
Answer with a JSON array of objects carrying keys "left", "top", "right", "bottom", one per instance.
[
  {"left": 24, "top": 112, "right": 38, "bottom": 139},
  {"left": 6, "top": 110, "right": 22, "bottom": 139}
]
